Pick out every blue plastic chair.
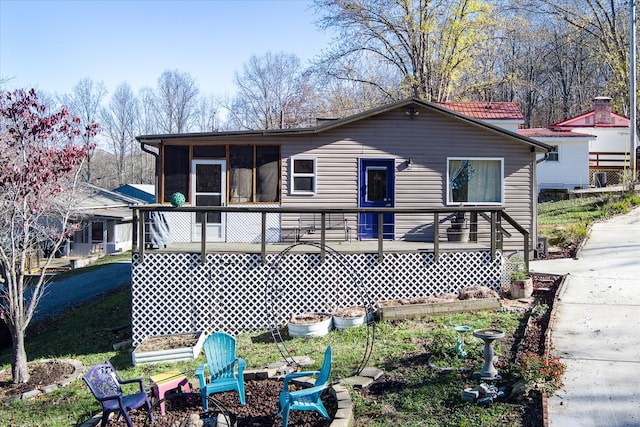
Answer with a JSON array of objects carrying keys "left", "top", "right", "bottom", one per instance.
[
  {"left": 83, "top": 361, "right": 152, "bottom": 427},
  {"left": 278, "top": 346, "right": 332, "bottom": 427},
  {"left": 196, "top": 331, "right": 246, "bottom": 411}
]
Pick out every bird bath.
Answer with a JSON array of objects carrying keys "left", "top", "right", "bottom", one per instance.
[
  {"left": 472, "top": 328, "right": 505, "bottom": 380},
  {"left": 453, "top": 325, "right": 471, "bottom": 359}
]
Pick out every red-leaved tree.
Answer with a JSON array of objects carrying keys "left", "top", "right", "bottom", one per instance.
[{"left": 0, "top": 89, "right": 98, "bottom": 383}]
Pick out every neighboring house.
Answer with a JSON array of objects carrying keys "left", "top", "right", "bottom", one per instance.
[
  {"left": 550, "top": 96, "right": 639, "bottom": 186},
  {"left": 519, "top": 128, "right": 596, "bottom": 193},
  {"left": 138, "top": 98, "right": 550, "bottom": 248},
  {"left": 131, "top": 97, "right": 553, "bottom": 343},
  {"left": 67, "top": 183, "right": 147, "bottom": 257},
  {"left": 434, "top": 101, "right": 525, "bottom": 132},
  {"left": 113, "top": 184, "right": 156, "bottom": 204}
]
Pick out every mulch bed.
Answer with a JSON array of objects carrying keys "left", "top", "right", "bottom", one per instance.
[
  {"left": 0, "top": 360, "right": 74, "bottom": 402},
  {"left": 105, "top": 379, "right": 336, "bottom": 427}
]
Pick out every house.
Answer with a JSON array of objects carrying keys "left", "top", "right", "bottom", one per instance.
[
  {"left": 434, "top": 101, "right": 525, "bottom": 132},
  {"left": 113, "top": 184, "right": 156, "bottom": 204},
  {"left": 519, "top": 128, "right": 596, "bottom": 193},
  {"left": 138, "top": 98, "right": 549, "bottom": 247},
  {"left": 550, "top": 96, "right": 639, "bottom": 186},
  {"left": 130, "top": 98, "right": 552, "bottom": 344},
  {"left": 66, "top": 183, "right": 148, "bottom": 258}
]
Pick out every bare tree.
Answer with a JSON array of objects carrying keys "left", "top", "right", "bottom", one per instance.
[
  {"left": 61, "top": 78, "right": 107, "bottom": 183},
  {"left": 101, "top": 82, "right": 139, "bottom": 186},
  {"left": 153, "top": 70, "right": 200, "bottom": 133},
  {"left": 313, "top": 70, "right": 392, "bottom": 118},
  {"left": 194, "top": 95, "right": 221, "bottom": 132},
  {"left": 523, "top": 0, "right": 633, "bottom": 115},
  {"left": 313, "top": 0, "right": 497, "bottom": 102},
  {"left": 137, "top": 87, "right": 159, "bottom": 135},
  {"left": 226, "top": 52, "right": 315, "bottom": 130}
]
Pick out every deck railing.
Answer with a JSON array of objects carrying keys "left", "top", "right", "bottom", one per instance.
[
  {"left": 131, "top": 206, "right": 530, "bottom": 270},
  {"left": 589, "top": 151, "right": 635, "bottom": 170}
]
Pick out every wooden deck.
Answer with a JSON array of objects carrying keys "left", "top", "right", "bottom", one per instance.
[{"left": 142, "top": 239, "right": 489, "bottom": 255}]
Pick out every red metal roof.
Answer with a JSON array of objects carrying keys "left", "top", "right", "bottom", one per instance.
[
  {"left": 550, "top": 110, "right": 630, "bottom": 128},
  {"left": 518, "top": 128, "right": 596, "bottom": 138},
  {"left": 435, "top": 102, "right": 524, "bottom": 121}
]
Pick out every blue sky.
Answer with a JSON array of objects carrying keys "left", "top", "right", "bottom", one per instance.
[{"left": 0, "top": 0, "right": 333, "bottom": 98}]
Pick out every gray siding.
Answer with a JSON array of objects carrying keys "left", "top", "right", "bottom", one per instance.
[
  {"left": 279, "top": 108, "right": 535, "bottom": 251},
  {"left": 154, "top": 105, "right": 537, "bottom": 251}
]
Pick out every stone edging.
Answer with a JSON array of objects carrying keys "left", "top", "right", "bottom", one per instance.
[
  {"left": 2, "top": 358, "right": 84, "bottom": 403},
  {"left": 541, "top": 273, "right": 569, "bottom": 427}
]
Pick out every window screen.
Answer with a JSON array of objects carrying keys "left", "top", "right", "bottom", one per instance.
[{"left": 163, "top": 145, "right": 189, "bottom": 202}]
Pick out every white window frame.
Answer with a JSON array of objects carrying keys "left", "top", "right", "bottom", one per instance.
[
  {"left": 289, "top": 157, "right": 317, "bottom": 195},
  {"left": 446, "top": 157, "right": 504, "bottom": 206},
  {"left": 547, "top": 145, "right": 559, "bottom": 162}
]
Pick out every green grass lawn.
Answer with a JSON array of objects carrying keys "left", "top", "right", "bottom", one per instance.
[
  {"left": 0, "top": 284, "right": 530, "bottom": 427},
  {"left": 537, "top": 192, "right": 640, "bottom": 249},
  {"left": 2, "top": 193, "right": 637, "bottom": 426}
]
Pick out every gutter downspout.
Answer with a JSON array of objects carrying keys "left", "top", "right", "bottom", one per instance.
[
  {"left": 536, "top": 152, "right": 550, "bottom": 164},
  {"left": 140, "top": 140, "right": 161, "bottom": 202}
]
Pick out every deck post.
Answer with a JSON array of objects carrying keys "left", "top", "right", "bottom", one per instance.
[
  {"left": 470, "top": 211, "right": 478, "bottom": 242},
  {"left": 496, "top": 212, "right": 504, "bottom": 254},
  {"left": 490, "top": 211, "right": 497, "bottom": 261},
  {"left": 201, "top": 215, "right": 206, "bottom": 264},
  {"left": 524, "top": 231, "right": 530, "bottom": 272},
  {"left": 132, "top": 208, "right": 138, "bottom": 247},
  {"left": 433, "top": 212, "right": 440, "bottom": 262},
  {"left": 320, "top": 212, "right": 326, "bottom": 263},
  {"left": 261, "top": 211, "right": 267, "bottom": 264},
  {"left": 138, "top": 209, "right": 145, "bottom": 263},
  {"left": 378, "top": 214, "right": 384, "bottom": 263}
]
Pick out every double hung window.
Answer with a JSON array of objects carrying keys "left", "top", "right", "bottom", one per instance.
[
  {"left": 289, "top": 157, "right": 317, "bottom": 194},
  {"left": 447, "top": 158, "right": 503, "bottom": 205}
]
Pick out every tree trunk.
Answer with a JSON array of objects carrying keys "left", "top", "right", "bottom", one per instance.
[{"left": 11, "top": 328, "right": 29, "bottom": 383}]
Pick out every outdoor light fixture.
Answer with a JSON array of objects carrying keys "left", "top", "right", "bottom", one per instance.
[
  {"left": 405, "top": 107, "right": 419, "bottom": 118},
  {"left": 404, "top": 158, "right": 413, "bottom": 170}
]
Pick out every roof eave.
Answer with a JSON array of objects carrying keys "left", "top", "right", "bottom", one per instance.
[{"left": 137, "top": 97, "right": 553, "bottom": 152}]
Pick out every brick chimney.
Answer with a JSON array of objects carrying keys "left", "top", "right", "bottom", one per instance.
[{"left": 593, "top": 96, "right": 613, "bottom": 126}]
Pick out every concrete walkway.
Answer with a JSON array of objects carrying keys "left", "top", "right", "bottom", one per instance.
[{"left": 530, "top": 206, "right": 640, "bottom": 427}]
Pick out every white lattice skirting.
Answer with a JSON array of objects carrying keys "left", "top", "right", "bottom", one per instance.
[{"left": 131, "top": 250, "right": 505, "bottom": 345}]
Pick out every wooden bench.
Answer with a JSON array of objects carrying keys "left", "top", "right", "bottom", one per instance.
[{"left": 297, "top": 213, "right": 352, "bottom": 242}]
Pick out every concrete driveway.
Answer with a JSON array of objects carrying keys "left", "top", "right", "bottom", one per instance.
[{"left": 530, "top": 206, "right": 640, "bottom": 427}]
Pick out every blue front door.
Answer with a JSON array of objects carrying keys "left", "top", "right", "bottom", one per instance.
[{"left": 359, "top": 159, "right": 395, "bottom": 239}]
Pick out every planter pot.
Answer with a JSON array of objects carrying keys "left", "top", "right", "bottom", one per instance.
[
  {"left": 287, "top": 313, "right": 332, "bottom": 338},
  {"left": 510, "top": 278, "right": 533, "bottom": 299},
  {"left": 332, "top": 306, "right": 373, "bottom": 330},
  {"left": 446, "top": 227, "right": 470, "bottom": 242},
  {"left": 132, "top": 332, "right": 205, "bottom": 366},
  {"left": 378, "top": 298, "right": 501, "bottom": 321}
]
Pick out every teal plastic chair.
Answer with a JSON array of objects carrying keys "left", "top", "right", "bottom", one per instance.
[
  {"left": 195, "top": 332, "right": 246, "bottom": 411},
  {"left": 278, "top": 346, "right": 332, "bottom": 427}
]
